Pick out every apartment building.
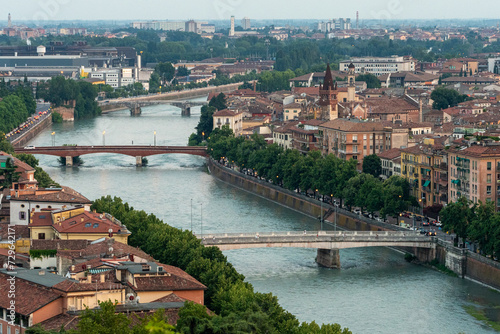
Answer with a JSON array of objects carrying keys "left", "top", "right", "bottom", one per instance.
[
  {"left": 319, "top": 119, "right": 407, "bottom": 168},
  {"left": 339, "top": 56, "right": 415, "bottom": 75},
  {"left": 400, "top": 140, "right": 449, "bottom": 207},
  {"left": 448, "top": 142, "right": 500, "bottom": 209},
  {"left": 212, "top": 109, "right": 244, "bottom": 136}
]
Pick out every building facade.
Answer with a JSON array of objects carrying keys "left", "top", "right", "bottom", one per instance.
[{"left": 340, "top": 56, "right": 415, "bottom": 75}]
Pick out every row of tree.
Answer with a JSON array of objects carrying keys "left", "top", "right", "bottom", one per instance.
[
  {"left": 0, "top": 81, "right": 37, "bottom": 134},
  {"left": 36, "top": 76, "right": 101, "bottom": 119},
  {"left": 89, "top": 195, "right": 351, "bottom": 334},
  {"left": 206, "top": 128, "right": 415, "bottom": 218},
  {"left": 440, "top": 197, "right": 500, "bottom": 258}
]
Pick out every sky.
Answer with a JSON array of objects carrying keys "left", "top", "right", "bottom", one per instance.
[{"left": 4, "top": 0, "right": 500, "bottom": 22}]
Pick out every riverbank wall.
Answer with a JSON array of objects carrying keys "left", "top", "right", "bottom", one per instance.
[
  {"left": 208, "top": 159, "right": 500, "bottom": 290},
  {"left": 11, "top": 114, "right": 52, "bottom": 148}
]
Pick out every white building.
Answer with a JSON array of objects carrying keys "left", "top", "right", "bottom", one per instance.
[
  {"left": 241, "top": 17, "right": 251, "bottom": 30},
  {"left": 340, "top": 56, "right": 415, "bottom": 75},
  {"left": 230, "top": 16, "right": 235, "bottom": 36},
  {"left": 9, "top": 187, "right": 91, "bottom": 226},
  {"left": 90, "top": 68, "right": 137, "bottom": 88},
  {"left": 213, "top": 109, "right": 243, "bottom": 136}
]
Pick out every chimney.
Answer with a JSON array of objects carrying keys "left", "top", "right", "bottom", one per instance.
[
  {"left": 87, "top": 275, "right": 92, "bottom": 283},
  {"left": 419, "top": 99, "right": 423, "bottom": 123},
  {"left": 71, "top": 265, "right": 75, "bottom": 271},
  {"left": 100, "top": 273, "right": 105, "bottom": 283}
]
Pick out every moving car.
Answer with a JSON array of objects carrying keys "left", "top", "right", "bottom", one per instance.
[{"left": 24, "top": 145, "right": 35, "bottom": 149}]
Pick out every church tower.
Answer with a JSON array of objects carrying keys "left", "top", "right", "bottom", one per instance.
[
  {"left": 347, "top": 63, "right": 356, "bottom": 103},
  {"left": 8, "top": 13, "right": 11, "bottom": 28},
  {"left": 318, "top": 63, "right": 338, "bottom": 120}
]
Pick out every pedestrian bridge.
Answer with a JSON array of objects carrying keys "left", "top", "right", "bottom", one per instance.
[
  {"left": 14, "top": 145, "right": 208, "bottom": 166},
  {"left": 199, "top": 231, "right": 436, "bottom": 268}
]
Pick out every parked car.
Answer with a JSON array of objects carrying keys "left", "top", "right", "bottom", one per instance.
[
  {"left": 423, "top": 221, "right": 430, "bottom": 227},
  {"left": 353, "top": 208, "right": 361, "bottom": 215}
]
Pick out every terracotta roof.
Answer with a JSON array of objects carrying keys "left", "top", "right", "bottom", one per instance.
[
  {"left": 11, "top": 186, "right": 91, "bottom": 204},
  {"left": 37, "top": 313, "right": 80, "bottom": 331},
  {"left": 292, "top": 87, "right": 320, "bottom": 96},
  {"left": 448, "top": 144, "right": 500, "bottom": 158},
  {"left": 31, "top": 239, "right": 90, "bottom": 250},
  {"left": 0, "top": 151, "right": 35, "bottom": 173},
  {"left": 131, "top": 272, "right": 206, "bottom": 292},
  {"left": 213, "top": 109, "right": 238, "bottom": 117},
  {"left": 377, "top": 148, "right": 401, "bottom": 160},
  {"left": 53, "top": 279, "right": 124, "bottom": 292},
  {"left": 0, "top": 272, "right": 62, "bottom": 316},
  {"left": 0, "top": 223, "right": 29, "bottom": 239},
  {"left": 365, "top": 97, "right": 418, "bottom": 114},
  {"left": 55, "top": 211, "right": 128, "bottom": 234},
  {"left": 320, "top": 119, "right": 387, "bottom": 132},
  {"left": 57, "top": 238, "right": 154, "bottom": 261},
  {"left": 153, "top": 293, "right": 187, "bottom": 303}
]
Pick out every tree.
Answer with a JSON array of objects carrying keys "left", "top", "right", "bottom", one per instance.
[
  {"left": 356, "top": 74, "right": 381, "bottom": 89},
  {"left": 177, "top": 66, "right": 190, "bottom": 77},
  {"left": 74, "top": 301, "right": 137, "bottom": 334},
  {"left": 431, "top": 87, "right": 471, "bottom": 110},
  {"left": 440, "top": 196, "right": 474, "bottom": 247},
  {"left": 209, "top": 93, "right": 227, "bottom": 111},
  {"left": 155, "top": 62, "right": 175, "bottom": 83},
  {"left": 0, "top": 157, "right": 20, "bottom": 190},
  {"left": 362, "top": 154, "right": 382, "bottom": 178}
]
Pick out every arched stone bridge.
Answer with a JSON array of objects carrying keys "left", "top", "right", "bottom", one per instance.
[
  {"left": 199, "top": 231, "right": 436, "bottom": 268},
  {"left": 14, "top": 146, "right": 208, "bottom": 166}
]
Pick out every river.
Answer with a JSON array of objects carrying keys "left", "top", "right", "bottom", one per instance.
[{"left": 26, "top": 102, "right": 500, "bottom": 334}]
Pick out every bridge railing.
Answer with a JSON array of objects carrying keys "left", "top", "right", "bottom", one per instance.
[
  {"left": 200, "top": 230, "right": 420, "bottom": 238},
  {"left": 198, "top": 231, "right": 433, "bottom": 245}
]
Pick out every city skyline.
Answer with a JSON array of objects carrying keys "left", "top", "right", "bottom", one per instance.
[{"left": 3, "top": 0, "right": 500, "bottom": 23}]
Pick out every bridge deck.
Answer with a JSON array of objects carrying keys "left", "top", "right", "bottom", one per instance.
[
  {"left": 14, "top": 146, "right": 208, "bottom": 158},
  {"left": 199, "top": 231, "right": 435, "bottom": 250}
]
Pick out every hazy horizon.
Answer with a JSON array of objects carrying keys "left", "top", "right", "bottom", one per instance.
[{"left": 4, "top": 0, "right": 500, "bottom": 23}]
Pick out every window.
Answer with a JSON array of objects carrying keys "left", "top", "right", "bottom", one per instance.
[
  {"left": 20, "top": 204, "right": 25, "bottom": 208},
  {"left": 487, "top": 186, "right": 492, "bottom": 195},
  {"left": 353, "top": 135, "right": 358, "bottom": 143},
  {"left": 93, "top": 223, "right": 99, "bottom": 228},
  {"left": 36, "top": 205, "right": 40, "bottom": 209},
  {"left": 488, "top": 162, "right": 492, "bottom": 170},
  {"left": 19, "top": 212, "right": 26, "bottom": 220},
  {"left": 353, "top": 145, "right": 358, "bottom": 153},
  {"left": 488, "top": 174, "right": 492, "bottom": 183},
  {"left": 352, "top": 156, "right": 358, "bottom": 160},
  {"left": 84, "top": 223, "right": 91, "bottom": 228},
  {"left": 38, "top": 233, "right": 45, "bottom": 240}
]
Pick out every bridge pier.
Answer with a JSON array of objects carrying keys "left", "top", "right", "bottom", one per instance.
[
  {"left": 181, "top": 105, "right": 191, "bottom": 116},
  {"left": 65, "top": 156, "right": 73, "bottom": 167},
  {"left": 135, "top": 156, "right": 143, "bottom": 167},
  {"left": 130, "top": 105, "right": 142, "bottom": 116},
  {"left": 316, "top": 248, "right": 340, "bottom": 269}
]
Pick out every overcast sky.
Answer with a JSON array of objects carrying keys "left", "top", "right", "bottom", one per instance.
[{"left": 5, "top": 0, "right": 500, "bottom": 22}]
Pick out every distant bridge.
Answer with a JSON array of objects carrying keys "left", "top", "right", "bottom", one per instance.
[
  {"left": 199, "top": 231, "right": 436, "bottom": 268},
  {"left": 98, "top": 82, "right": 246, "bottom": 116},
  {"left": 99, "top": 100, "right": 208, "bottom": 116},
  {"left": 14, "top": 145, "right": 208, "bottom": 166}
]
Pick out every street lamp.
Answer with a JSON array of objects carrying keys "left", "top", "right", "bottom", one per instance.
[
  {"left": 202, "top": 132, "right": 205, "bottom": 142},
  {"left": 102, "top": 130, "right": 105, "bottom": 146},
  {"left": 154, "top": 130, "right": 157, "bottom": 146},
  {"left": 51, "top": 131, "right": 55, "bottom": 146}
]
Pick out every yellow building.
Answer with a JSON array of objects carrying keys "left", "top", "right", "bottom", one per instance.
[
  {"left": 29, "top": 208, "right": 130, "bottom": 244},
  {"left": 400, "top": 139, "right": 448, "bottom": 207}
]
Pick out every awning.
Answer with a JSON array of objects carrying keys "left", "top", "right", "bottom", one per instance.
[{"left": 423, "top": 180, "right": 430, "bottom": 187}]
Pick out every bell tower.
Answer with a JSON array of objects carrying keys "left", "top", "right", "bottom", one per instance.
[
  {"left": 319, "top": 63, "right": 338, "bottom": 120},
  {"left": 347, "top": 63, "right": 356, "bottom": 102}
]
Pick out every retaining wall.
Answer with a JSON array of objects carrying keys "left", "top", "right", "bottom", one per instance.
[{"left": 11, "top": 115, "right": 52, "bottom": 148}]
